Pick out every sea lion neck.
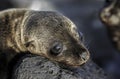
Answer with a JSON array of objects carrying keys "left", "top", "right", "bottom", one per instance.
[{"left": 0, "top": 9, "right": 29, "bottom": 52}]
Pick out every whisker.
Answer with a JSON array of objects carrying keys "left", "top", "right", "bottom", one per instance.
[{"left": 84, "top": 39, "right": 93, "bottom": 50}]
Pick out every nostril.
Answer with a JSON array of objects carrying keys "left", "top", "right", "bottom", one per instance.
[{"left": 80, "top": 52, "right": 88, "bottom": 61}]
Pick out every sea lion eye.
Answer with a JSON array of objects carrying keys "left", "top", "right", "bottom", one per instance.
[
  {"left": 50, "top": 42, "right": 63, "bottom": 56},
  {"left": 78, "top": 31, "right": 84, "bottom": 42}
]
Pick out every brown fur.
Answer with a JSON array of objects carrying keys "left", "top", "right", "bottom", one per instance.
[
  {"left": 0, "top": 8, "right": 90, "bottom": 68},
  {"left": 100, "top": 0, "right": 120, "bottom": 51}
]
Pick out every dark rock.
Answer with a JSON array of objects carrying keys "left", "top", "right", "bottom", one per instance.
[{"left": 11, "top": 54, "right": 109, "bottom": 79}]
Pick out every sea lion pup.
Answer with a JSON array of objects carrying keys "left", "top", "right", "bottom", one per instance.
[
  {"left": 100, "top": 0, "right": 120, "bottom": 51},
  {"left": 0, "top": 8, "right": 90, "bottom": 67}
]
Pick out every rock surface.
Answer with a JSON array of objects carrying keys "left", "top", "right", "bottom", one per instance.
[{"left": 11, "top": 54, "right": 108, "bottom": 79}]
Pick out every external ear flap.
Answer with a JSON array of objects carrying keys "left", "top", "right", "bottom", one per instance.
[
  {"left": 23, "top": 34, "right": 36, "bottom": 51},
  {"left": 24, "top": 41, "right": 33, "bottom": 47},
  {"left": 24, "top": 40, "right": 35, "bottom": 51}
]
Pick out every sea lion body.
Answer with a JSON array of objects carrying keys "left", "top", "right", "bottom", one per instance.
[
  {"left": 0, "top": 8, "right": 90, "bottom": 68},
  {"left": 100, "top": 0, "right": 120, "bottom": 51}
]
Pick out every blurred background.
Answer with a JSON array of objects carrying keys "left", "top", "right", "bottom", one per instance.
[{"left": 1, "top": 0, "right": 120, "bottom": 79}]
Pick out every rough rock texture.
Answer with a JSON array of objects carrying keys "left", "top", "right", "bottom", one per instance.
[{"left": 10, "top": 54, "right": 109, "bottom": 79}]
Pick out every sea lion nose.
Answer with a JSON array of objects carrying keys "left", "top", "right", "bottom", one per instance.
[
  {"left": 80, "top": 51, "right": 89, "bottom": 61},
  {"left": 78, "top": 48, "right": 89, "bottom": 61}
]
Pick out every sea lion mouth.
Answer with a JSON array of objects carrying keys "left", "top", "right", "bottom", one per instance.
[
  {"left": 60, "top": 59, "right": 89, "bottom": 68},
  {"left": 59, "top": 51, "right": 90, "bottom": 67}
]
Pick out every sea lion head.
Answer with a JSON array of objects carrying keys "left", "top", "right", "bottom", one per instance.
[
  {"left": 22, "top": 11, "right": 90, "bottom": 67},
  {"left": 100, "top": 0, "right": 120, "bottom": 27}
]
